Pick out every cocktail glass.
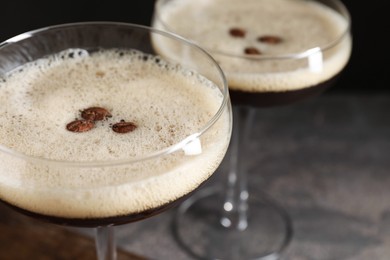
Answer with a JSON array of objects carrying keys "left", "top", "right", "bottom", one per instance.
[
  {"left": 152, "top": 0, "right": 352, "bottom": 258},
  {"left": 0, "top": 22, "right": 232, "bottom": 260}
]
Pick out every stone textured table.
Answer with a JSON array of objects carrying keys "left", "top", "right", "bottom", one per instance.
[
  {"left": 2, "top": 93, "right": 390, "bottom": 260},
  {"left": 109, "top": 93, "right": 390, "bottom": 260}
]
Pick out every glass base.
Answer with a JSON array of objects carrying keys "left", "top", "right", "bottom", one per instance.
[{"left": 172, "top": 186, "right": 292, "bottom": 260}]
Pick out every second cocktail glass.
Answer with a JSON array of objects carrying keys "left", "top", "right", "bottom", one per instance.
[{"left": 152, "top": 0, "right": 352, "bottom": 259}]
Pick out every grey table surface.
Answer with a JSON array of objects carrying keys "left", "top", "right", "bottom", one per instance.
[{"left": 75, "top": 93, "right": 390, "bottom": 260}]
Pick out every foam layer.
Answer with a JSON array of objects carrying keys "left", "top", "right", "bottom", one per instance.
[
  {"left": 153, "top": 0, "right": 352, "bottom": 92},
  {"left": 0, "top": 49, "right": 231, "bottom": 219}
]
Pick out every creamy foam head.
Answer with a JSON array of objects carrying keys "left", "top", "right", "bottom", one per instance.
[
  {"left": 153, "top": 0, "right": 352, "bottom": 92},
  {"left": 0, "top": 49, "right": 231, "bottom": 219}
]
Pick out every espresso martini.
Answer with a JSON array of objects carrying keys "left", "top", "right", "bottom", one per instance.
[
  {"left": 153, "top": 0, "right": 352, "bottom": 106},
  {"left": 0, "top": 48, "right": 230, "bottom": 227}
]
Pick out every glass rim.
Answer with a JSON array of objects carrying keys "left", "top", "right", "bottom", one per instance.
[
  {"left": 0, "top": 21, "right": 230, "bottom": 167},
  {"left": 154, "top": 0, "right": 352, "bottom": 60}
]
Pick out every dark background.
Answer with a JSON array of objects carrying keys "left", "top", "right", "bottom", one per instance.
[{"left": 1, "top": 0, "right": 386, "bottom": 94}]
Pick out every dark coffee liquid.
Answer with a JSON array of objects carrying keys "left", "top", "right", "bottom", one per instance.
[
  {"left": 229, "top": 74, "right": 340, "bottom": 108},
  {"left": 1, "top": 197, "right": 181, "bottom": 228},
  {"left": 0, "top": 176, "right": 210, "bottom": 228}
]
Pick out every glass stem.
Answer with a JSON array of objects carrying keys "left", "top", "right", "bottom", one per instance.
[
  {"left": 95, "top": 226, "right": 117, "bottom": 260},
  {"left": 220, "top": 105, "right": 255, "bottom": 231}
]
